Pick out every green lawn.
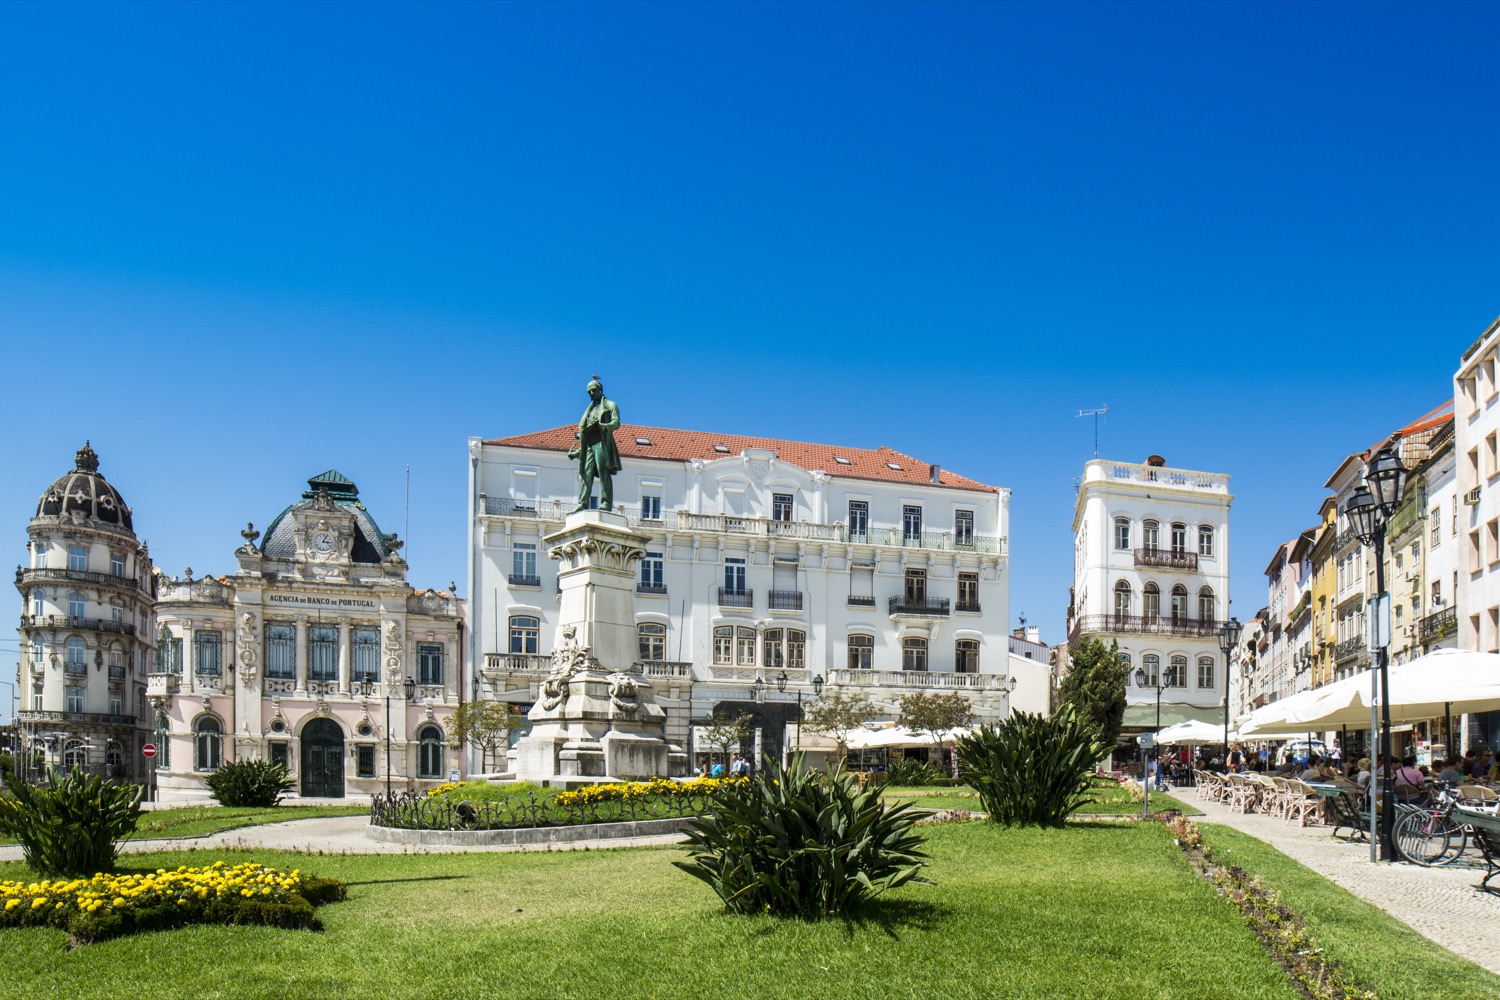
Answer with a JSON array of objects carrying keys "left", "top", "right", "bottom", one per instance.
[
  {"left": 880, "top": 781, "right": 1199, "bottom": 817},
  {"left": 0, "top": 804, "right": 369, "bottom": 847},
  {"left": 1, "top": 822, "right": 1301, "bottom": 1000}
]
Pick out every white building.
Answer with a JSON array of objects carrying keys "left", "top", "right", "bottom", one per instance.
[
  {"left": 467, "top": 421, "right": 1017, "bottom": 767},
  {"left": 150, "top": 470, "right": 465, "bottom": 801},
  {"left": 14, "top": 443, "right": 156, "bottom": 782},
  {"left": 1456, "top": 315, "right": 1500, "bottom": 750},
  {"left": 1066, "top": 455, "right": 1233, "bottom": 743}
]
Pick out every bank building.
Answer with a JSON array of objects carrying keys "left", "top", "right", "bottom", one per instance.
[{"left": 150, "top": 470, "right": 464, "bottom": 801}]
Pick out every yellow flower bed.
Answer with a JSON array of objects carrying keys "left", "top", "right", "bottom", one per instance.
[
  {"left": 0, "top": 861, "right": 343, "bottom": 944},
  {"left": 553, "top": 776, "right": 746, "bottom": 808},
  {"left": 427, "top": 781, "right": 473, "bottom": 798}
]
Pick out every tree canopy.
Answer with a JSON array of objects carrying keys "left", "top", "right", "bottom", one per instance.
[
  {"left": 1056, "top": 637, "right": 1127, "bottom": 746},
  {"left": 898, "top": 691, "right": 976, "bottom": 746},
  {"left": 801, "top": 689, "right": 876, "bottom": 758}
]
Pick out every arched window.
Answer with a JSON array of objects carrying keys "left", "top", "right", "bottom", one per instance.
[
  {"left": 417, "top": 725, "right": 444, "bottom": 779},
  {"left": 763, "top": 628, "right": 785, "bottom": 669},
  {"left": 353, "top": 628, "right": 380, "bottom": 681},
  {"left": 106, "top": 741, "right": 123, "bottom": 776},
  {"left": 1141, "top": 654, "right": 1160, "bottom": 687},
  {"left": 1143, "top": 520, "right": 1160, "bottom": 550},
  {"left": 155, "top": 713, "right": 170, "bottom": 771},
  {"left": 110, "top": 601, "right": 124, "bottom": 625},
  {"left": 1118, "top": 652, "right": 1132, "bottom": 673},
  {"left": 955, "top": 639, "right": 980, "bottom": 673},
  {"left": 902, "top": 637, "right": 928, "bottom": 672},
  {"left": 265, "top": 623, "right": 296, "bottom": 678},
  {"left": 1170, "top": 522, "right": 1188, "bottom": 555},
  {"left": 194, "top": 716, "right": 222, "bottom": 771},
  {"left": 1169, "top": 655, "right": 1188, "bottom": 688},
  {"left": 848, "top": 634, "right": 874, "bottom": 669},
  {"left": 639, "top": 622, "right": 667, "bottom": 662},
  {"left": 712, "top": 626, "right": 733, "bottom": 665},
  {"left": 1113, "top": 580, "right": 1131, "bottom": 619},
  {"left": 67, "top": 592, "right": 86, "bottom": 619},
  {"left": 736, "top": 627, "right": 756, "bottom": 665},
  {"left": 65, "top": 636, "right": 86, "bottom": 673},
  {"left": 1114, "top": 517, "right": 1131, "bottom": 550},
  {"left": 1197, "top": 655, "right": 1216, "bottom": 689},
  {"left": 1143, "top": 582, "right": 1160, "bottom": 621},
  {"left": 785, "top": 629, "right": 805, "bottom": 669},
  {"left": 1198, "top": 587, "right": 1216, "bottom": 622},
  {"left": 63, "top": 739, "right": 86, "bottom": 772},
  {"left": 1198, "top": 524, "right": 1214, "bottom": 557},
  {"left": 31, "top": 589, "right": 44, "bottom": 617},
  {"left": 509, "top": 616, "right": 540, "bottom": 655},
  {"left": 1170, "top": 584, "right": 1188, "bottom": 621}
]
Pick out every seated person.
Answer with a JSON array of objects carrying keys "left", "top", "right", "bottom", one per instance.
[
  {"left": 1355, "top": 757, "right": 1373, "bottom": 789},
  {"left": 1472, "top": 749, "right": 1494, "bottom": 781},
  {"left": 1298, "top": 755, "right": 1327, "bottom": 783},
  {"left": 1436, "top": 758, "right": 1464, "bottom": 785},
  {"left": 1392, "top": 755, "right": 1428, "bottom": 804}
]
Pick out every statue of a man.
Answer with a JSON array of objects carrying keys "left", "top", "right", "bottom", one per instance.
[{"left": 567, "top": 375, "right": 622, "bottom": 512}]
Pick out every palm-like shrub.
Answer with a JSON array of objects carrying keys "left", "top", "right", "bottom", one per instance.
[
  {"left": 956, "top": 708, "right": 1109, "bottom": 827},
  {"left": 884, "top": 756, "right": 939, "bottom": 787},
  {"left": 673, "top": 754, "right": 932, "bottom": 917},
  {"left": 0, "top": 767, "right": 143, "bottom": 876},
  {"left": 206, "top": 759, "right": 295, "bottom": 807}
]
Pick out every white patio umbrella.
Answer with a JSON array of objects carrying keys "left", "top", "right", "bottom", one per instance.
[
  {"left": 1152, "top": 720, "right": 1227, "bottom": 745},
  {"left": 1237, "top": 687, "right": 1324, "bottom": 735},
  {"left": 847, "top": 726, "right": 974, "bottom": 750},
  {"left": 1274, "top": 649, "right": 1500, "bottom": 730}
]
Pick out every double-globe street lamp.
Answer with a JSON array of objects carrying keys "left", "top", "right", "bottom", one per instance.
[
  {"left": 1218, "top": 617, "right": 1243, "bottom": 764},
  {"left": 750, "top": 671, "right": 825, "bottom": 764},
  {"left": 1134, "top": 661, "right": 1177, "bottom": 814},
  {"left": 365, "top": 674, "right": 418, "bottom": 798},
  {"left": 1341, "top": 444, "right": 1407, "bottom": 862}
]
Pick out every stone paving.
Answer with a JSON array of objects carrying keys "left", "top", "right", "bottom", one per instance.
[{"left": 1187, "top": 788, "right": 1500, "bottom": 975}]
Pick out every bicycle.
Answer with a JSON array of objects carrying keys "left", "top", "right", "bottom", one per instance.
[{"left": 1392, "top": 780, "right": 1469, "bottom": 867}]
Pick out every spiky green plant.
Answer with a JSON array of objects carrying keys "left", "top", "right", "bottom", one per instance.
[
  {"left": 0, "top": 767, "right": 143, "bottom": 876},
  {"left": 884, "top": 756, "right": 939, "bottom": 787},
  {"left": 673, "top": 754, "right": 932, "bottom": 917},
  {"left": 205, "top": 759, "right": 296, "bottom": 807},
  {"left": 956, "top": 708, "right": 1110, "bottom": 827}
]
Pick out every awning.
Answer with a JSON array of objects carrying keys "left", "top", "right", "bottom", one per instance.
[
  {"left": 1151, "top": 720, "right": 1227, "bottom": 745},
  {"left": 1277, "top": 649, "right": 1500, "bottom": 730},
  {"left": 845, "top": 726, "right": 973, "bottom": 750},
  {"left": 1121, "top": 703, "right": 1222, "bottom": 730}
]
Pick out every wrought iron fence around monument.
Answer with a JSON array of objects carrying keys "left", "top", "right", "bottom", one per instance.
[{"left": 369, "top": 786, "right": 724, "bottom": 831}]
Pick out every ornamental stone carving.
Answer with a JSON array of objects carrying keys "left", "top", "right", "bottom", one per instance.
[
  {"left": 607, "top": 672, "right": 639, "bottom": 715},
  {"left": 548, "top": 537, "right": 646, "bottom": 574}
]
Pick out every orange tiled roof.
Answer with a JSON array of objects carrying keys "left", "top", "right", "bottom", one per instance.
[{"left": 484, "top": 424, "right": 1000, "bottom": 493}]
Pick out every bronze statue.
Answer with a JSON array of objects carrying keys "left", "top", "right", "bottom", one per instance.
[{"left": 567, "top": 374, "right": 622, "bottom": 512}]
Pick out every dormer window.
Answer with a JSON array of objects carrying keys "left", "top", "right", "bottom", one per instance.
[
  {"left": 712, "top": 444, "right": 730, "bottom": 454},
  {"left": 886, "top": 462, "right": 903, "bottom": 471},
  {"left": 834, "top": 456, "right": 851, "bottom": 465},
  {"left": 635, "top": 437, "right": 652, "bottom": 446}
]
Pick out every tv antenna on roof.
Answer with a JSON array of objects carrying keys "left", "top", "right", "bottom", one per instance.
[{"left": 1076, "top": 405, "right": 1108, "bottom": 458}]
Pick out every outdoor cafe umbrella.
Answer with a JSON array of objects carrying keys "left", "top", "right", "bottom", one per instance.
[
  {"left": 1152, "top": 719, "right": 1227, "bottom": 745},
  {"left": 1279, "top": 649, "right": 1500, "bottom": 730}
]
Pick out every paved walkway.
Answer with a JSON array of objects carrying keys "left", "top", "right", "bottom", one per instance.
[{"left": 1188, "top": 790, "right": 1500, "bottom": 974}]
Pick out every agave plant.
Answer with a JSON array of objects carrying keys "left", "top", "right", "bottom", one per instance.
[
  {"left": 673, "top": 753, "right": 932, "bottom": 918},
  {"left": 956, "top": 708, "right": 1110, "bottom": 827},
  {"left": 0, "top": 767, "right": 143, "bottom": 877},
  {"left": 206, "top": 759, "right": 295, "bottom": 807}
]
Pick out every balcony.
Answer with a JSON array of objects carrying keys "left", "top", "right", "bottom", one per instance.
[
  {"left": 1335, "top": 636, "right": 1367, "bottom": 662},
  {"left": 829, "top": 668, "right": 1008, "bottom": 691},
  {"left": 889, "top": 595, "right": 951, "bottom": 617},
  {"left": 639, "top": 660, "right": 693, "bottom": 679},
  {"left": 846, "top": 594, "right": 876, "bottom": 607},
  {"left": 1419, "top": 606, "right": 1457, "bottom": 644},
  {"left": 108, "top": 665, "right": 126, "bottom": 680},
  {"left": 636, "top": 584, "right": 668, "bottom": 597},
  {"left": 147, "top": 672, "right": 180, "bottom": 698},
  {"left": 718, "top": 588, "right": 753, "bottom": 609},
  {"left": 20, "top": 709, "right": 138, "bottom": 727},
  {"left": 1070, "top": 614, "right": 1230, "bottom": 641},
  {"left": 481, "top": 653, "right": 551, "bottom": 679},
  {"left": 20, "top": 614, "right": 136, "bottom": 637},
  {"left": 955, "top": 600, "right": 981, "bottom": 613},
  {"left": 18, "top": 567, "right": 147, "bottom": 595},
  {"left": 509, "top": 575, "right": 542, "bottom": 589},
  {"left": 1133, "top": 548, "right": 1198, "bottom": 571},
  {"left": 768, "top": 590, "right": 803, "bottom": 611}
]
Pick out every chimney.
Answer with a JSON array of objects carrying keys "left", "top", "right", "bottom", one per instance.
[
  {"left": 930, "top": 464, "right": 941, "bottom": 484},
  {"left": 1145, "top": 455, "right": 1166, "bottom": 468}
]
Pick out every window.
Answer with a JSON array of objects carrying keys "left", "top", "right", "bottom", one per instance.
[
  {"left": 639, "top": 623, "right": 666, "bottom": 662},
  {"left": 639, "top": 551, "right": 665, "bottom": 592},
  {"left": 417, "top": 725, "right": 444, "bottom": 778},
  {"left": 848, "top": 634, "right": 874, "bottom": 669},
  {"left": 418, "top": 644, "right": 444, "bottom": 685},
  {"left": 194, "top": 717, "right": 223, "bottom": 771},
  {"left": 957, "top": 572, "right": 979, "bottom": 611},
  {"left": 111, "top": 552, "right": 125, "bottom": 576},
  {"left": 65, "top": 636, "right": 86, "bottom": 673},
  {"left": 641, "top": 495, "right": 662, "bottom": 521},
  {"left": 307, "top": 626, "right": 336, "bottom": 680},
  {"left": 1431, "top": 507, "right": 1442, "bottom": 547},
  {"left": 512, "top": 543, "right": 539, "bottom": 586},
  {"left": 902, "top": 637, "right": 928, "bottom": 672},
  {"left": 1143, "top": 582, "right": 1160, "bottom": 620},
  {"left": 356, "top": 744, "right": 375, "bottom": 778},
  {"left": 763, "top": 628, "right": 785, "bottom": 669},
  {"left": 353, "top": 628, "right": 380, "bottom": 683},
  {"left": 1198, "top": 587, "right": 1216, "bottom": 622},
  {"left": 772, "top": 494, "right": 793, "bottom": 522},
  {"left": 712, "top": 626, "right": 733, "bottom": 665},
  {"left": 955, "top": 639, "right": 979, "bottom": 673},
  {"left": 509, "top": 616, "right": 540, "bottom": 655},
  {"left": 111, "top": 602, "right": 123, "bottom": 624},
  {"left": 66, "top": 689, "right": 84, "bottom": 713},
  {"left": 266, "top": 624, "right": 296, "bottom": 678},
  {"left": 195, "top": 632, "right": 223, "bottom": 676},
  {"left": 269, "top": 741, "right": 290, "bottom": 769},
  {"left": 1170, "top": 522, "right": 1188, "bottom": 555},
  {"left": 736, "top": 627, "right": 756, "bottom": 665},
  {"left": 1168, "top": 655, "right": 1188, "bottom": 688},
  {"left": 106, "top": 741, "right": 123, "bottom": 774},
  {"left": 955, "top": 510, "right": 974, "bottom": 547},
  {"left": 1143, "top": 520, "right": 1160, "bottom": 550},
  {"left": 32, "top": 541, "right": 46, "bottom": 567},
  {"left": 1113, "top": 580, "right": 1131, "bottom": 618},
  {"left": 68, "top": 545, "right": 87, "bottom": 571},
  {"left": 1197, "top": 656, "right": 1215, "bottom": 690},
  {"left": 1198, "top": 525, "right": 1214, "bottom": 557},
  {"left": 1114, "top": 517, "right": 1131, "bottom": 550},
  {"left": 903, "top": 506, "right": 923, "bottom": 541},
  {"left": 1141, "top": 654, "right": 1160, "bottom": 687},
  {"left": 31, "top": 590, "right": 43, "bottom": 617},
  {"left": 110, "top": 693, "right": 122, "bottom": 716},
  {"left": 760, "top": 628, "right": 805, "bottom": 670},
  {"left": 724, "top": 558, "right": 747, "bottom": 594},
  {"left": 64, "top": 739, "right": 86, "bottom": 770},
  {"left": 67, "top": 592, "right": 86, "bottom": 619},
  {"left": 904, "top": 568, "right": 927, "bottom": 601},
  {"left": 847, "top": 501, "right": 869, "bottom": 540},
  {"left": 159, "top": 632, "right": 182, "bottom": 674},
  {"left": 786, "top": 628, "right": 805, "bottom": 669},
  {"left": 1170, "top": 584, "right": 1188, "bottom": 620}
]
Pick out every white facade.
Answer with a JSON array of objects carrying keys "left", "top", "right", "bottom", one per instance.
[
  {"left": 1456, "top": 316, "right": 1500, "bottom": 654},
  {"left": 467, "top": 422, "right": 1016, "bottom": 765},
  {"left": 1067, "top": 456, "right": 1233, "bottom": 732}
]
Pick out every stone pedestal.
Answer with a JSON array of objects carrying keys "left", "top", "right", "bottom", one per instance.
[{"left": 509, "top": 511, "right": 688, "bottom": 782}]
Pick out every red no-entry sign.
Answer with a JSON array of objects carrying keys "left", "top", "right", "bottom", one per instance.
[{"left": 142, "top": 743, "right": 157, "bottom": 758}]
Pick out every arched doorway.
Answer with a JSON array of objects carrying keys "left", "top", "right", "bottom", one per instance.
[
  {"left": 300, "top": 718, "right": 345, "bottom": 798},
  {"left": 708, "top": 700, "right": 801, "bottom": 770}
]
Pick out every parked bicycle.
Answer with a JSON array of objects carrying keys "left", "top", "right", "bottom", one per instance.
[{"left": 1393, "top": 780, "right": 1471, "bottom": 867}]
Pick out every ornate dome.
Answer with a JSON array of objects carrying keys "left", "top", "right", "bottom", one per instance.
[
  {"left": 260, "top": 470, "right": 392, "bottom": 565},
  {"left": 34, "top": 441, "right": 134, "bottom": 530}
]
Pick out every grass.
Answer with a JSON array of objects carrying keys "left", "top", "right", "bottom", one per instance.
[
  {"left": 1, "top": 822, "right": 1304, "bottom": 1000},
  {"left": 880, "top": 780, "right": 1200, "bottom": 817},
  {"left": 1200, "top": 823, "right": 1500, "bottom": 1000},
  {"left": 0, "top": 804, "right": 369, "bottom": 846}
]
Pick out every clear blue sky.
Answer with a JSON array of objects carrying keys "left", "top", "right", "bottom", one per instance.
[{"left": 2, "top": 1, "right": 1498, "bottom": 717}]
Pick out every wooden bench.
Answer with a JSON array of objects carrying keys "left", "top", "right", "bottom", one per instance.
[
  {"left": 1324, "top": 788, "right": 1368, "bottom": 841},
  {"left": 1453, "top": 805, "right": 1500, "bottom": 894}
]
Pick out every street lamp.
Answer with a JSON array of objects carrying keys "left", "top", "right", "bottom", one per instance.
[
  {"left": 1218, "top": 617, "right": 1243, "bottom": 764},
  {"left": 750, "top": 676, "right": 764, "bottom": 703},
  {"left": 1005, "top": 676, "right": 1018, "bottom": 716},
  {"left": 1134, "top": 662, "right": 1176, "bottom": 813},
  {"left": 1342, "top": 444, "right": 1406, "bottom": 862},
  {"left": 385, "top": 676, "right": 418, "bottom": 798}
]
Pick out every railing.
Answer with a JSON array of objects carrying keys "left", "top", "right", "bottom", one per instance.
[
  {"left": 955, "top": 601, "right": 981, "bottom": 613},
  {"left": 20, "top": 710, "right": 138, "bottom": 727},
  {"left": 509, "top": 575, "right": 542, "bottom": 589},
  {"left": 108, "top": 665, "right": 126, "bottom": 679},
  {"left": 20, "top": 615, "right": 136, "bottom": 637},
  {"left": 846, "top": 595, "right": 876, "bottom": 607},
  {"left": 147, "top": 673, "right": 180, "bottom": 697},
  {"left": 1070, "top": 614, "right": 1229, "bottom": 640},
  {"left": 64, "top": 661, "right": 87, "bottom": 675},
  {"left": 1133, "top": 548, "right": 1198, "bottom": 571},
  {"left": 829, "top": 668, "right": 1007, "bottom": 691},
  {"left": 1090, "top": 460, "right": 1229, "bottom": 492},
  {"left": 718, "top": 588, "right": 753, "bottom": 608},
  {"left": 482, "top": 653, "right": 551, "bottom": 677},
  {"left": 19, "top": 567, "right": 148, "bottom": 594},
  {"left": 768, "top": 590, "right": 803, "bottom": 611},
  {"left": 1386, "top": 498, "right": 1423, "bottom": 542},
  {"left": 370, "top": 786, "right": 722, "bottom": 831},
  {"left": 636, "top": 584, "right": 668, "bottom": 596},
  {"left": 888, "top": 595, "right": 951, "bottom": 616},
  {"left": 1334, "top": 528, "right": 1360, "bottom": 553},
  {"left": 640, "top": 660, "right": 693, "bottom": 678},
  {"left": 1335, "top": 636, "right": 1366, "bottom": 661},
  {"left": 1419, "top": 606, "right": 1457, "bottom": 644},
  {"left": 1287, "top": 592, "right": 1312, "bottom": 627}
]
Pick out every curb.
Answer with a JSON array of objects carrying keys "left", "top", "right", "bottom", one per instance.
[{"left": 365, "top": 816, "right": 695, "bottom": 847}]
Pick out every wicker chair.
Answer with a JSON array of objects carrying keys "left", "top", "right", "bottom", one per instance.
[
  {"left": 1285, "top": 779, "right": 1322, "bottom": 827},
  {"left": 1459, "top": 784, "right": 1500, "bottom": 809}
]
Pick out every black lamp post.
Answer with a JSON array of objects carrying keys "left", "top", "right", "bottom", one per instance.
[
  {"left": 385, "top": 675, "right": 418, "bottom": 798},
  {"left": 1218, "top": 617, "right": 1243, "bottom": 763},
  {"left": 1342, "top": 444, "right": 1407, "bottom": 862},
  {"left": 1135, "top": 664, "right": 1173, "bottom": 736}
]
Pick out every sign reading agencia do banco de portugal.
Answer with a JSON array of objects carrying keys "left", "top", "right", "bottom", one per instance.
[{"left": 265, "top": 593, "right": 380, "bottom": 611}]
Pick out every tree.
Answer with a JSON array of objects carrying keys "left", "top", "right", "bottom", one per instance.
[
  {"left": 1056, "top": 637, "right": 1127, "bottom": 746},
  {"left": 700, "top": 712, "right": 755, "bottom": 771},
  {"left": 447, "top": 701, "right": 527, "bottom": 772},
  {"left": 898, "top": 691, "right": 976, "bottom": 753},
  {"left": 801, "top": 689, "right": 876, "bottom": 761}
]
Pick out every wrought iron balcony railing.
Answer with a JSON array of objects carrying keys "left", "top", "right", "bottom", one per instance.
[
  {"left": 1335, "top": 636, "right": 1366, "bottom": 661},
  {"left": 18, "top": 567, "right": 149, "bottom": 595},
  {"left": 955, "top": 600, "right": 981, "bottom": 613},
  {"left": 635, "top": 583, "right": 668, "bottom": 596},
  {"left": 1070, "top": 613, "right": 1229, "bottom": 640},
  {"left": 768, "top": 590, "right": 803, "bottom": 611},
  {"left": 20, "top": 614, "right": 136, "bottom": 637},
  {"left": 1419, "top": 605, "right": 1457, "bottom": 644},
  {"left": 20, "top": 709, "right": 139, "bottom": 727},
  {"left": 718, "top": 588, "right": 753, "bottom": 609},
  {"left": 509, "top": 575, "right": 542, "bottom": 589},
  {"left": 888, "top": 595, "right": 951, "bottom": 617},
  {"left": 846, "top": 594, "right": 876, "bottom": 607}
]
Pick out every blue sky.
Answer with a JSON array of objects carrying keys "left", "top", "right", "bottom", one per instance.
[{"left": 2, "top": 1, "right": 1498, "bottom": 713}]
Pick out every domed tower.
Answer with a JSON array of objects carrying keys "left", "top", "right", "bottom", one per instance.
[{"left": 14, "top": 442, "right": 155, "bottom": 785}]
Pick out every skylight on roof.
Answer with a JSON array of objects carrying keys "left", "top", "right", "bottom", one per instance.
[
  {"left": 635, "top": 437, "right": 652, "bottom": 446},
  {"left": 886, "top": 462, "right": 904, "bottom": 471},
  {"left": 712, "top": 444, "right": 730, "bottom": 453},
  {"left": 834, "top": 456, "right": 851, "bottom": 465}
]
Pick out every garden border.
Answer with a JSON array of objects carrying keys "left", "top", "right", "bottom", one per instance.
[{"left": 365, "top": 816, "right": 694, "bottom": 847}]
